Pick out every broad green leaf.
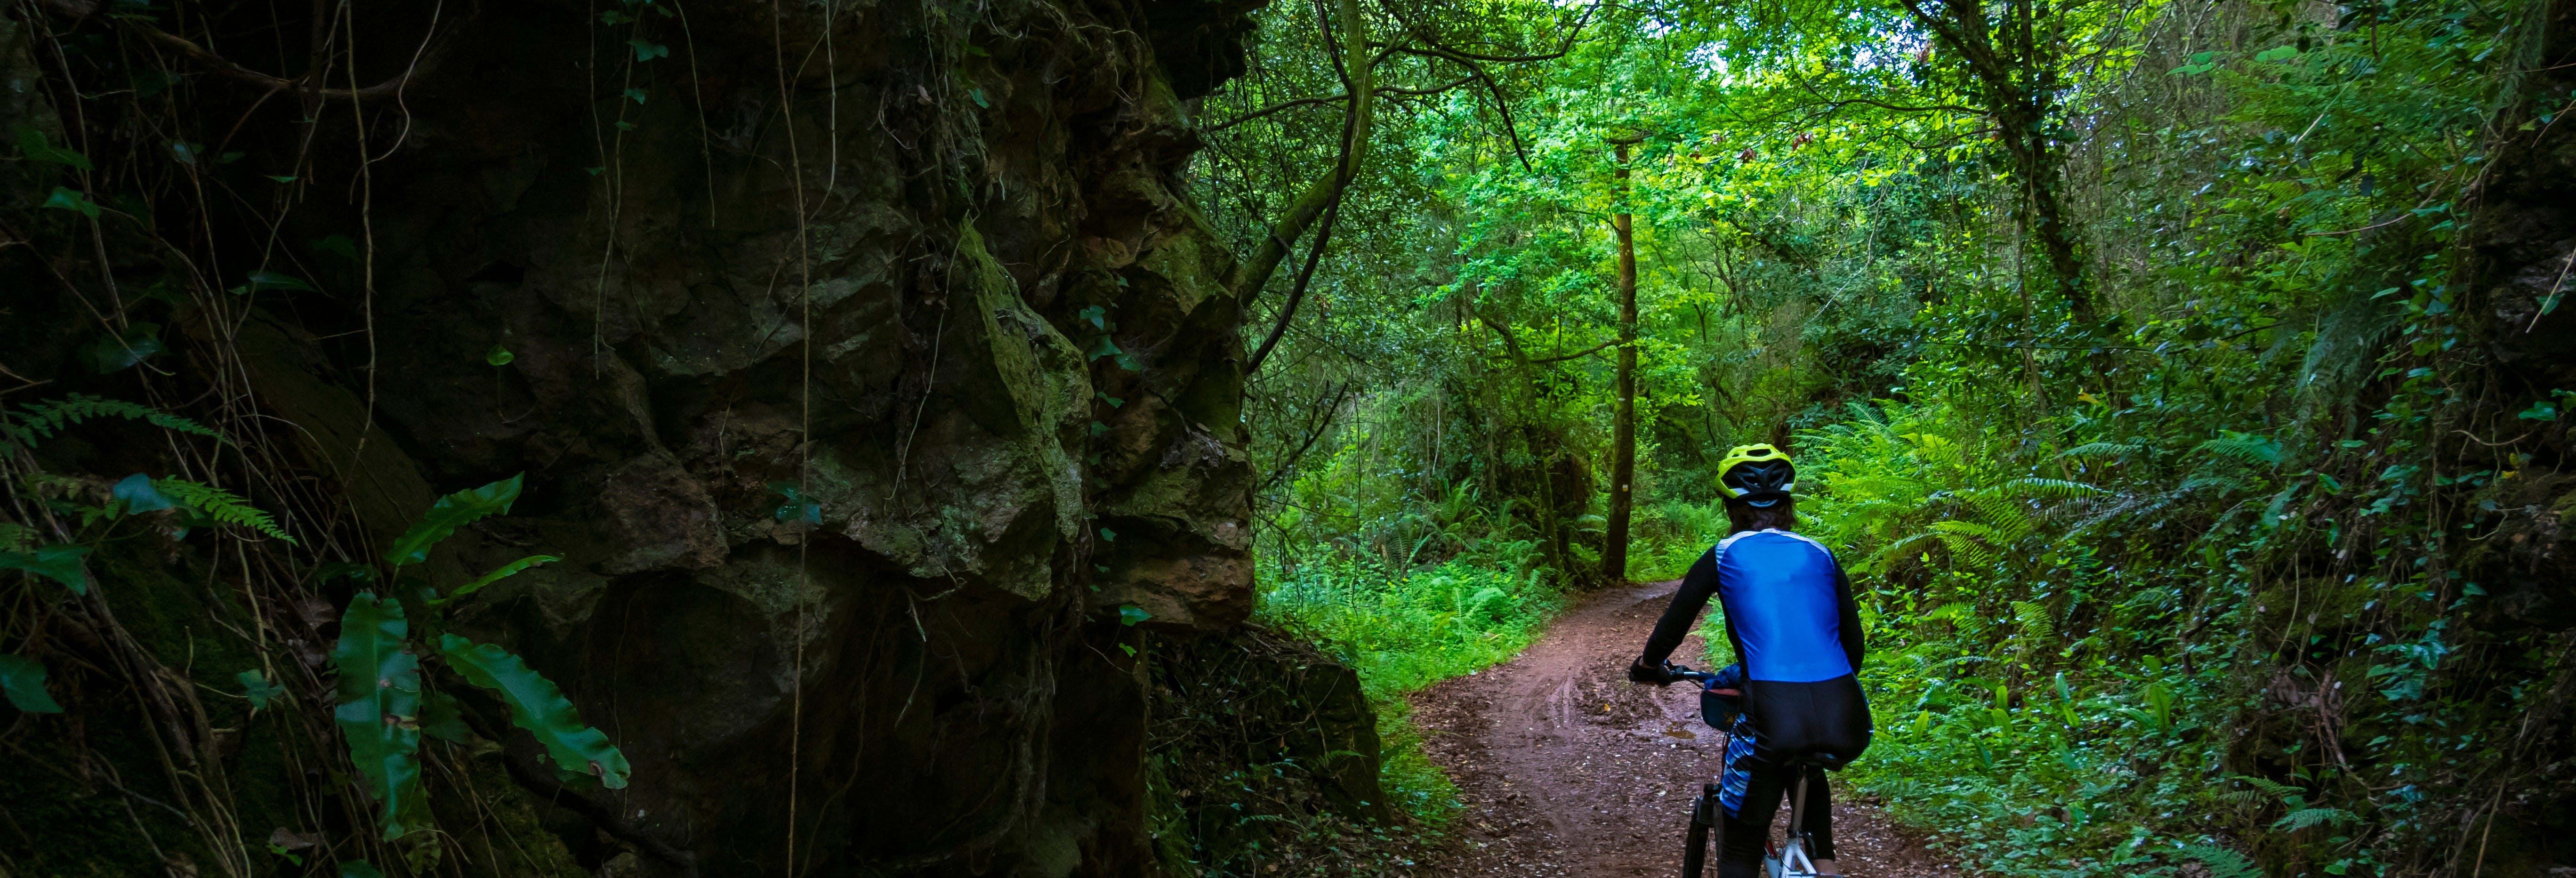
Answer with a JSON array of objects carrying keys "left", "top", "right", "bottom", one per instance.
[
  {"left": 1119, "top": 604, "right": 1151, "bottom": 626},
  {"left": 113, "top": 473, "right": 175, "bottom": 514},
  {"left": 240, "top": 669, "right": 284, "bottom": 709},
  {"left": 420, "top": 690, "right": 471, "bottom": 743},
  {"left": 15, "top": 126, "right": 93, "bottom": 169},
  {"left": 437, "top": 634, "right": 630, "bottom": 789},
  {"left": 430, "top": 554, "right": 559, "bottom": 606},
  {"left": 486, "top": 345, "right": 515, "bottom": 366},
  {"left": 339, "top": 861, "right": 385, "bottom": 878},
  {"left": 0, "top": 654, "right": 64, "bottom": 713},
  {"left": 42, "top": 186, "right": 99, "bottom": 218},
  {"left": 81, "top": 323, "right": 166, "bottom": 374},
  {"left": 331, "top": 593, "right": 426, "bottom": 839},
  {"left": 240, "top": 270, "right": 315, "bottom": 293},
  {"left": 315, "top": 561, "right": 377, "bottom": 584},
  {"left": 0, "top": 544, "right": 90, "bottom": 595},
  {"left": 385, "top": 474, "right": 524, "bottom": 568},
  {"left": 312, "top": 234, "right": 359, "bottom": 260}
]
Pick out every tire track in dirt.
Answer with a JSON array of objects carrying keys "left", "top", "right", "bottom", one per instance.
[{"left": 1412, "top": 580, "right": 1962, "bottom": 877}]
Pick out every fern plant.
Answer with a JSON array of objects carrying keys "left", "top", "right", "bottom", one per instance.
[
  {"left": 0, "top": 393, "right": 222, "bottom": 451},
  {"left": 2181, "top": 844, "right": 2262, "bottom": 878},
  {"left": 153, "top": 478, "right": 295, "bottom": 543},
  {"left": 326, "top": 473, "right": 616, "bottom": 840}
]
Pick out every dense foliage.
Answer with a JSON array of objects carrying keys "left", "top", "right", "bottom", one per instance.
[{"left": 1205, "top": 0, "right": 2576, "bottom": 873}]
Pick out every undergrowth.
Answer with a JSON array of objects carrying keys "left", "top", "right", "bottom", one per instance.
[{"left": 1255, "top": 537, "right": 1568, "bottom": 826}]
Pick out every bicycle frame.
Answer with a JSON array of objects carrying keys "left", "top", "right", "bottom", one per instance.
[{"left": 1669, "top": 663, "right": 1825, "bottom": 878}]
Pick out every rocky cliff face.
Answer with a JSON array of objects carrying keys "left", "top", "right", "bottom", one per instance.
[{"left": 0, "top": 0, "right": 1302, "bottom": 873}]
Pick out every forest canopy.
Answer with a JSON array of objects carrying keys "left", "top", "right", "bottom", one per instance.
[{"left": 1208, "top": 0, "right": 2576, "bottom": 873}]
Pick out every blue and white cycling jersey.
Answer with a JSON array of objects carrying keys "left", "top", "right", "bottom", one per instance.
[{"left": 1638, "top": 528, "right": 1872, "bottom": 778}]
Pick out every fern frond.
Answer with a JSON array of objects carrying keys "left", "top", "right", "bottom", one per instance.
[
  {"left": 2011, "top": 601, "right": 2054, "bottom": 640},
  {"left": 2177, "top": 475, "right": 2240, "bottom": 494},
  {"left": 154, "top": 479, "right": 296, "bottom": 544},
  {"left": 2, "top": 394, "right": 223, "bottom": 450},
  {"left": 1924, "top": 601, "right": 1977, "bottom": 622},
  {"left": 2058, "top": 442, "right": 2143, "bottom": 459},
  {"left": 2181, "top": 844, "right": 2262, "bottom": 878},
  {"left": 2195, "top": 431, "right": 2283, "bottom": 467},
  {"left": 1965, "top": 494, "right": 2037, "bottom": 545},
  {"left": 2000, "top": 477, "right": 2111, "bottom": 499},
  {"left": 0, "top": 523, "right": 32, "bottom": 552},
  {"left": 2272, "top": 807, "right": 2357, "bottom": 832},
  {"left": 2230, "top": 775, "right": 2305, "bottom": 799}
]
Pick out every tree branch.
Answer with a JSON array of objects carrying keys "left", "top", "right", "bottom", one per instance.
[
  {"left": 36, "top": 0, "right": 450, "bottom": 100},
  {"left": 1226, "top": 0, "right": 1377, "bottom": 301}
]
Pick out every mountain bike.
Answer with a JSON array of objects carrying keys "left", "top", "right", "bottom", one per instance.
[{"left": 1669, "top": 664, "right": 1827, "bottom": 878}]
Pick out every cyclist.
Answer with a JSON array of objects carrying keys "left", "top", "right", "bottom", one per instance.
[{"left": 1627, "top": 443, "right": 1871, "bottom": 878}]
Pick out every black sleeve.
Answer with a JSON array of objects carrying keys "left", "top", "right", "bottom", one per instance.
[
  {"left": 1831, "top": 559, "right": 1866, "bottom": 672},
  {"left": 1638, "top": 549, "right": 1721, "bottom": 669}
]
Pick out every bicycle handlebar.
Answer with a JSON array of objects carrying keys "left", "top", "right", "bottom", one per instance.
[{"left": 1660, "top": 663, "right": 1735, "bottom": 693}]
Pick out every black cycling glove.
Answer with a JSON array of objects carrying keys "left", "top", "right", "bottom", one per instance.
[{"left": 1627, "top": 659, "right": 1678, "bottom": 685}]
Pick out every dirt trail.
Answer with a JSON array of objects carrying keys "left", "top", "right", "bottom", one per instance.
[{"left": 1412, "top": 580, "right": 1958, "bottom": 877}]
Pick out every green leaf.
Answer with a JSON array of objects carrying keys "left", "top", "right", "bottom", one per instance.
[
  {"left": 315, "top": 561, "right": 377, "bottom": 585},
  {"left": 628, "top": 39, "right": 669, "bottom": 61},
  {"left": 16, "top": 127, "right": 93, "bottom": 170},
  {"left": 437, "top": 634, "right": 630, "bottom": 788},
  {"left": 486, "top": 345, "right": 515, "bottom": 366},
  {"left": 2519, "top": 401, "right": 2559, "bottom": 420},
  {"left": 420, "top": 690, "right": 471, "bottom": 743},
  {"left": 1079, "top": 306, "right": 1108, "bottom": 329},
  {"left": 267, "top": 175, "right": 298, "bottom": 183},
  {"left": 970, "top": 88, "right": 990, "bottom": 108},
  {"left": 234, "top": 270, "right": 315, "bottom": 293},
  {"left": 0, "top": 544, "right": 90, "bottom": 595},
  {"left": 113, "top": 473, "right": 175, "bottom": 514},
  {"left": 624, "top": 88, "right": 648, "bottom": 104},
  {"left": 0, "top": 654, "right": 64, "bottom": 713},
  {"left": 312, "top": 234, "right": 359, "bottom": 260},
  {"left": 2254, "top": 45, "right": 2302, "bottom": 62},
  {"left": 339, "top": 861, "right": 385, "bottom": 878},
  {"left": 431, "top": 555, "right": 559, "bottom": 606},
  {"left": 1119, "top": 604, "right": 1151, "bottom": 626},
  {"left": 385, "top": 474, "right": 523, "bottom": 569},
  {"left": 330, "top": 594, "right": 425, "bottom": 838},
  {"left": 240, "top": 669, "right": 284, "bottom": 709},
  {"left": 44, "top": 186, "right": 100, "bottom": 218},
  {"left": 769, "top": 482, "right": 821, "bottom": 524},
  {"left": 81, "top": 322, "right": 166, "bottom": 374},
  {"left": 1098, "top": 527, "right": 1117, "bottom": 542}
]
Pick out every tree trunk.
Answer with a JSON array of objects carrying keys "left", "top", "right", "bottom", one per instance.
[{"left": 1602, "top": 138, "right": 1641, "bottom": 584}]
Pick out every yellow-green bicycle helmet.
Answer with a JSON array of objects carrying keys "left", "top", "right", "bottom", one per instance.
[{"left": 1716, "top": 444, "right": 1795, "bottom": 507}]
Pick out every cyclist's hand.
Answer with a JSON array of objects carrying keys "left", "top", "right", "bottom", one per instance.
[{"left": 1627, "top": 659, "right": 1677, "bottom": 685}]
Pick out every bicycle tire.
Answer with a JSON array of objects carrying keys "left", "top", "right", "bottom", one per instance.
[
  {"left": 1683, "top": 820, "right": 1709, "bottom": 878},
  {"left": 1683, "top": 782, "right": 1719, "bottom": 878}
]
